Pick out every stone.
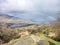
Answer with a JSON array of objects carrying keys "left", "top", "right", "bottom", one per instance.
[
  {"left": 13, "top": 36, "right": 35, "bottom": 45},
  {"left": 37, "top": 40, "right": 50, "bottom": 45}
]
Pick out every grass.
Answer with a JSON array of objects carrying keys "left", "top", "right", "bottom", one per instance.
[
  {"left": 31, "top": 34, "right": 60, "bottom": 45},
  {"left": 46, "top": 37, "right": 60, "bottom": 45},
  {"left": 37, "top": 34, "right": 60, "bottom": 45},
  {"left": 32, "top": 42, "right": 37, "bottom": 45}
]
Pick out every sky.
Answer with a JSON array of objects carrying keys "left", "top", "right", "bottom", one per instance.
[{"left": 0, "top": 0, "right": 60, "bottom": 23}]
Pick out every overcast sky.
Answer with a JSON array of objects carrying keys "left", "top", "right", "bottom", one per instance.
[{"left": 0, "top": 0, "right": 60, "bottom": 23}]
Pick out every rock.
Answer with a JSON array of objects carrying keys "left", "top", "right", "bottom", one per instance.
[
  {"left": 37, "top": 40, "right": 50, "bottom": 45},
  {"left": 13, "top": 36, "right": 35, "bottom": 45}
]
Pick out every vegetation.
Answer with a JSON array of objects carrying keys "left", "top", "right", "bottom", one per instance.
[
  {"left": 0, "top": 23, "right": 20, "bottom": 43},
  {"left": 0, "top": 15, "right": 60, "bottom": 45},
  {"left": 46, "top": 36, "right": 60, "bottom": 45},
  {"left": 51, "top": 17, "right": 60, "bottom": 41}
]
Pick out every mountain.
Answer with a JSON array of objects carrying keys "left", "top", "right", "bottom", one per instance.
[
  {"left": 0, "top": 13, "right": 14, "bottom": 18},
  {"left": 0, "top": 13, "right": 33, "bottom": 24},
  {"left": 0, "top": 13, "right": 35, "bottom": 27}
]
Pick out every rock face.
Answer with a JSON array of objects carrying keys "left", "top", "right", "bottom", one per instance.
[
  {"left": 9, "top": 35, "right": 55, "bottom": 45},
  {"left": 37, "top": 40, "right": 50, "bottom": 45},
  {"left": 12, "top": 35, "right": 42, "bottom": 45},
  {"left": 13, "top": 36, "right": 34, "bottom": 45}
]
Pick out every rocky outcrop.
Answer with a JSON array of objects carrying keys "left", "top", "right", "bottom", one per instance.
[{"left": 37, "top": 40, "right": 50, "bottom": 45}]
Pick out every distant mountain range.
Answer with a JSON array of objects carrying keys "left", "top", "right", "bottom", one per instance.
[
  {"left": 0, "top": 13, "right": 35, "bottom": 27},
  {"left": 0, "top": 13, "right": 33, "bottom": 23},
  {"left": 0, "top": 13, "right": 14, "bottom": 18}
]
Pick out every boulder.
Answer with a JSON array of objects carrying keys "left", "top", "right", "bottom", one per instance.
[
  {"left": 37, "top": 40, "right": 50, "bottom": 45},
  {"left": 13, "top": 36, "right": 35, "bottom": 45}
]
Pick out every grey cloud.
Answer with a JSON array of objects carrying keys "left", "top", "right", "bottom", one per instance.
[{"left": 0, "top": 0, "right": 60, "bottom": 23}]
